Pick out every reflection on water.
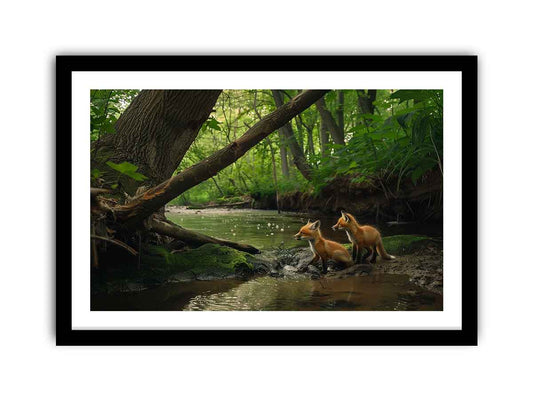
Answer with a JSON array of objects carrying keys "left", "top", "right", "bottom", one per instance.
[
  {"left": 166, "top": 208, "right": 442, "bottom": 250},
  {"left": 167, "top": 209, "right": 309, "bottom": 250},
  {"left": 91, "top": 274, "right": 442, "bottom": 311}
]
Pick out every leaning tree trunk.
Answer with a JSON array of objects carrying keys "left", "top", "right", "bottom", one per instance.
[
  {"left": 112, "top": 90, "right": 329, "bottom": 227},
  {"left": 316, "top": 97, "right": 344, "bottom": 145},
  {"left": 93, "top": 90, "right": 221, "bottom": 192},
  {"left": 271, "top": 90, "right": 313, "bottom": 181}
]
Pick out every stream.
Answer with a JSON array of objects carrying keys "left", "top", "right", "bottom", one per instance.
[
  {"left": 165, "top": 207, "right": 442, "bottom": 250},
  {"left": 92, "top": 208, "right": 443, "bottom": 311}
]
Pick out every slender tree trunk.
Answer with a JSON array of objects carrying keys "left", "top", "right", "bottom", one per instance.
[
  {"left": 337, "top": 90, "right": 344, "bottom": 135},
  {"left": 319, "top": 121, "right": 329, "bottom": 157},
  {"left": 211, "top": 177, "right": 224, "bottom": 197},
  {"left": 316, "top": 97, "right": 344, "bottom": 145},
  {"left": 94, "top": 90, "right": 221, "bottom": 193},
  {"left": 266, "top": 138, "right": 281, "bottom": 214},
  {"left": 271, "top": 90, "right": 313, "bottom": 181},
  {"left": 113, "top": 90, "right": 329, "bottom": 226},
  {"left": 357, "top": 89, "right": 377, "bottom": 115},
  {"left": 279, "top": 137, "right": 290, "bottom": 178},
  {"left": 307, "top": 128, "right": 315, "bottom": 159},
  {"left": 295, "top": 115, "right": 315, "bottom": 159}
]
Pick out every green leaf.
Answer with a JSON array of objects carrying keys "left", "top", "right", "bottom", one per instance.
[
  {"left": 103, "top": 121, "right": 116, "bottom": 134},
  {"left": 396, "top": 112, "right": 415, "bottom": 129},
  {"left": 206, "top": 118, "right": 221, "bottom": 131},
  {"left": 390, "top": 90, "right": 432, "bottom": 104},
  {"left": 106, "top": 161, "right": 148, "bottom": 182}
]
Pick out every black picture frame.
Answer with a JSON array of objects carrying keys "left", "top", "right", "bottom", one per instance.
[{"left": 56, "top": 55, "right": 477, "bottom": 346}]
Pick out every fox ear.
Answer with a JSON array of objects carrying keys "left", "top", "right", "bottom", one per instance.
[
  {"left": 343, "top": 212, "right": 350, "bottom": 222},
  {"left": 306, "top": 219, "right": 311, "bottom": 225},
  {"left": 310, "top": 220, "right": 321, "bottom": 230}
]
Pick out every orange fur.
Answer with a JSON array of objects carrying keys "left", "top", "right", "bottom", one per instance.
[
  {"left": 294, "top": 220, "right": 352, "bottom": 273},
  {"left": 332, "top": 211, "right": 395, "bottom": 263}
]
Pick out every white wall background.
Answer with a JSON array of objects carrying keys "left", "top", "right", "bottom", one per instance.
[{"left": 1, "top": 1, "right": 531, "bottom": 399}]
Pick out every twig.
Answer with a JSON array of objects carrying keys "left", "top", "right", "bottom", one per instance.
[{"left": 91, "top": 235, "right": 138, "bottom": 256}]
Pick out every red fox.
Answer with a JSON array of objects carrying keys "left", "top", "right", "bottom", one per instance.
[
  {"left": 294, "top": 220, "right": 352, "bottom": 273},
  {"left": 332, "top": 211, "right": 395, "bottom": 263}
]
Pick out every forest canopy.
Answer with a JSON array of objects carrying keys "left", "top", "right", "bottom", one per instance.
[{"left": 90, "top": 89, "right": 443, "bottom": 220}]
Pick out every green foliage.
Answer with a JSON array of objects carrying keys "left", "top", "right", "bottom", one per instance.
[
  {"left": 313, "top": 89, "right": 443, "bottom": 191},
  {"left": 91, "top": 89, "right": 442, "bottom": 205},
  {"left": 90, "top": 89, "right": 138, "bottom": 142},
  {"left": 105, "top": 161, "right": 148, "bottom": 182}
]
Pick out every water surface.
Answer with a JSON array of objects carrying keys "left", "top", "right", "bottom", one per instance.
[
  {"left": 166, "top": 208, "right": 441, "bottom": 250},
  {"left": 92, "top": 274, "right": 442, "bottom": 311}
]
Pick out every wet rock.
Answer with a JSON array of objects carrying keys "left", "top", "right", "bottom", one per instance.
[
  {"left": 282, "top": 265, "right": 300, "bottom": 278},
  {"left": 122, "top": 282, "right": 146, "bottom": 292},
  {"left": 248, "top": 251, "right": 279, "bottom": 275},
  {"left": 168, "top": 270, "right": 196, "bottom": 283},
  {"left": 307, "top": 265, "right": 321, "bottom": 275}
]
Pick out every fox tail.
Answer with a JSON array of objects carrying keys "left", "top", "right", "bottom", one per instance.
[{"left": 376, "top": 238, "right": 395, "bottom": 260}]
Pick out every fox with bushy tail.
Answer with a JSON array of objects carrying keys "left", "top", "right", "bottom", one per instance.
[{"left": 332, "top": 211, "right": 395, "bottom": 263}]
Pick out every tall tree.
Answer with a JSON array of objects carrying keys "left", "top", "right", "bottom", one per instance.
[
  {"left": 357, "top": 89, "right": 377, "bottom": 115},
  {"left": 93, "top": 90, "right": 221, "bottom": 192},
  {"left": 296, "top": 114, "right": 315, "bottom": 160},
  {"left": 271, "top": 90, "right": 313, "bottom": 181},
  {"left": 316, "top": 97, "right": 344, "bottom": 145},
  {"left": 336, "top": 90, "right": 345, "bottom": 135},
  {"left": 279, "top": 139, "right": 290, "bottom": 178},
  {"left": 319, "top": 120, "right": 329, "bottom": 157}
]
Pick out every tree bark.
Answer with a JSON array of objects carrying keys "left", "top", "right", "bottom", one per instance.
[
  {"left": 295, "top": 115, "right": 315, "bottom": 159},
  {"left": 357, "top": 89, "right": 377, "bottom": 115},
  {"left": 279, "top": 138, "right": 290, "bottom": 178},
  {"left": 316, "top": 97, "right": 344, "bottom": 145},
  {"left": 113, "top": 90, "right": 329, "bottom": 226},
  {"left": 336, "top": 90, "right": 344, "bottom": 135},
  {"left": 271, "top": 90, "right": 313, "bottom": 181},
  {"left": 93, "top": 90, "right": 221, "bottom": 191},
  {"left": 266, "top": 138, "right": 281, "bottom": 214},
  {"left": 319, "top": 121, "right": 329, "bottom": 157}
]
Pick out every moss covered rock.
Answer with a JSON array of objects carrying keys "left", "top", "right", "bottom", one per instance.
[
  {"left": 382, "top": 235, "right": 434, "bottom": 255},
  {"left": 342, "top": 234, "right": 434, "bottom": 256},
  {"left": 143, "top": 243, "right": 254, "bottom": 279}
]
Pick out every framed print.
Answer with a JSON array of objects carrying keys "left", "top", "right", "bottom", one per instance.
[{"left": 56, "top": 55, "right": 477, "bottom": 345}]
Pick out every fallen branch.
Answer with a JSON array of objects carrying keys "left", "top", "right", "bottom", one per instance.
[
  {"left": 90, "top": 235, "right": 139, "bottom": 256},
  {"left": 150, "top": 219, "right": 260, "bottom": 255},
  {"left": 113, "top": 90, "right": 329, "bottom": 226},
  {"left": 188, "top": 201, "right": 251, "bottom": 209}
]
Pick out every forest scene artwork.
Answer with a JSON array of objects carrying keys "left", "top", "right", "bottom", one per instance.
[{"left": 90, "top": 88, "right": 444, "bottom": 312}]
